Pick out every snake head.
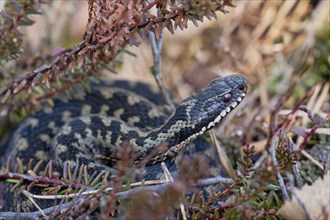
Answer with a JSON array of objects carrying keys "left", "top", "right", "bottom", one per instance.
[
  {"left": 178, "top": 74, "right": 247, "bottom": 137},
  {"left": 144, "top": 75, "right": 247, "bottom": 156}
]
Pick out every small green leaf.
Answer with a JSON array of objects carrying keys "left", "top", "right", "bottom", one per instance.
[{"left": 6, "top": 178, "right": 20, "bottom": 183}]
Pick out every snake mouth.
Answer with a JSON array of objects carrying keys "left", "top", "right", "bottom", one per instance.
[
  {"left": 206, "top": 93, "right": 245, "bottom": 130},
  {"left": 190, "top": 92, "right": 246, "bottom": 139}
]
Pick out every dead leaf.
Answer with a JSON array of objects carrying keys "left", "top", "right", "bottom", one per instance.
[{"left": 277, "top": 173, "right": 330, "bottom": 220}]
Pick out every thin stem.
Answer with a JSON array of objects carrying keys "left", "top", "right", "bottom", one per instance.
[
  {"left": 147, "top": 8, "right": 175, "bottom": 111},
  {"left": 269, "top": 136, "right": 290, "bottom": 201},
  {"left": 286, "top": 173, "right": 314, "bottom": 220},
  {"left": 0, "top": 175, "right": 234, "bottom": 219}
]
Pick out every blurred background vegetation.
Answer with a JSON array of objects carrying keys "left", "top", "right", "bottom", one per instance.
[{"left": 0, "top": 0, "right": 329, "bottom": 219}]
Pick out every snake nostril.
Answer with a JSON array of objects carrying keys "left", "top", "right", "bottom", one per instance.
[
  {"left": 238, "top": 84, "right": 245, "bottom": 91},
  {"left": 222, "top": 93, "right": 231, "bottom": 103}
]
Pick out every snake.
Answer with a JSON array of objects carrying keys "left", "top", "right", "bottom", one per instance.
[{"left": 0, "top": 74, "right": 247, "bottom": 212}]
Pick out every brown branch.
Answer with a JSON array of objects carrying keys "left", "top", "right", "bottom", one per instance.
[
  {"left": 0, "top": 0, "right": 235, "bottom": 108},
  {"left": 0, "top": 174, "right": 233, "bottom": 219},
  {"left": 298, "top": 105, "right": 328, "bottom": 149},
  {"left": 0, "top": 171, "right": 87, "bottom": 189}
]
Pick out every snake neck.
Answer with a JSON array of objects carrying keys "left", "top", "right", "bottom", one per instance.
[{"left": 133, "top": 111, "right": 199, "bottom": 164}]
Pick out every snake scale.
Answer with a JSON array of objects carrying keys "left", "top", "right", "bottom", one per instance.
[{"left": 0, "top": 74, "right": 247, "bottom": 212}]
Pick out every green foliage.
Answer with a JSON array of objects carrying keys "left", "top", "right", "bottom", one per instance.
[
  {"left": 0, "top": 0, "right": 328, "bottom": 219},
  {"left": 312, "top": 27, "right": 330, "bottom": 79},
  {"left": 276, "top": 139, "right": 299, "bottom": 172},
  {"left": 0, "top": 0, "right": 43, "bottom": 62},
  {"left": 184, "top": 145, "right": 288, "bottom": 219}
]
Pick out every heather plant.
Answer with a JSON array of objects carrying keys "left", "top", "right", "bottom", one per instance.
[{"left": 0, "top": 1, "right": 329, "bottom": 219}]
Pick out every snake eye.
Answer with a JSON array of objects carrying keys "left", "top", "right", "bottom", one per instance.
[
  {"left": 238, "top": 84, "right": 245, "bottom": 91},
  {"left": 222, "top": 93, "right": 231, "bottom": 103}
]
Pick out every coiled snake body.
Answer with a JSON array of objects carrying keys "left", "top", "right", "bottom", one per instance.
[{"left": 0, "top": 75, "right": 247, "bottom": 212}]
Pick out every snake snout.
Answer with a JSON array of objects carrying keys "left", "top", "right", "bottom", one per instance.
[
  {"left": 147, "top": 75, "right": 248, "bottom": 157},
  {"left": 189, "top": 74, "right": 247, "bottom": 134}
]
